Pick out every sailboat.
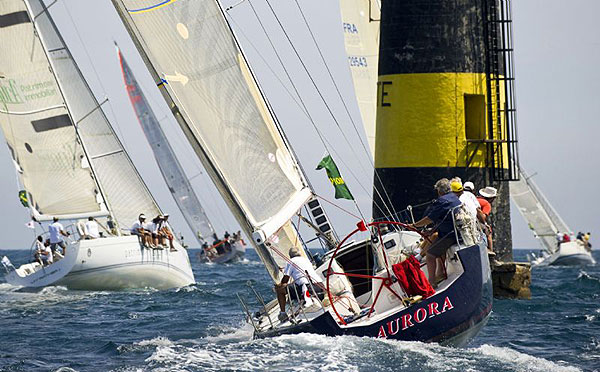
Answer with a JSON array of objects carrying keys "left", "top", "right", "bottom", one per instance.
[
  {"left": 110, "top": 0, "right": 491, "bottom": 345},
  {"left": 0, "top": 0, "right": 194, "bottom": 290},
  {"left": 511, "top": 168, "right": 594, "bottom": 266},
  {"left": 116, "top": 45, "right": 245, "bottom": 263}
]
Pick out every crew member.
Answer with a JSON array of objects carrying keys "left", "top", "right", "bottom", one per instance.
[{"left": 274, "top": 247, "right": 324, "bottom": 322}]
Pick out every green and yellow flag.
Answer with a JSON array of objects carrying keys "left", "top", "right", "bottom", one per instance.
[
  {"left": 316, "top": 155, "right": 354, "bottom": 200},
  {"left": 18, "top": 190, "right": 28, "bottom": 207}
]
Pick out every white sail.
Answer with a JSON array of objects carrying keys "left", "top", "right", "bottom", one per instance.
[
  {"left": 117, "top": 46, "right": 216, "bottom": 244},
  {"left": 21, "top": 0, "right": 162, "bottom": 230},
  {"left": 339, "top": 0, "right": 380, "bottom": 157},
  {"left": 510, "top": 168, "right": 569, "bottom": 253},
  {"left": 0, "top": 0, "right": 104, "bottom": 219},
  {"left": 112, "top": 0, "right": 311, "bottom": 280}
]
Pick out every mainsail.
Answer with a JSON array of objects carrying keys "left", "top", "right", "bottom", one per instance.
[
  {"left": 0, "top": 0, "right": 162, "bottom": 230},
  {"left": 112, "top": 0, "right": 312, "bottom": 280},
  {"left": 510, "top": 168, "right": 569, "bottom": 253},
  {"left": 117, "top": 46, "right": 216, "bottom": 244},
  {"left": 0, "top": 0, "right": 103, "bottom": 219},
  {"left": 339, "top": 0, "right": 380, "bottom": 157}
]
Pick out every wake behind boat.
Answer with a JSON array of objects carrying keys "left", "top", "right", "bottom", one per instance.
[
  {"left": 511, "top": 168, "right": 595, "bottom": 266},
  {"left": 0, "top": 0, "right": 194, "bottom": 289}
]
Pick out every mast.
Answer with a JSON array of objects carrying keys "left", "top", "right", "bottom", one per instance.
[
  {"left": 24, "top": 0, "right": 163, "bottom": 230},
  {"left": 23, "top": 0, "right": 111, "bottom": 222}
]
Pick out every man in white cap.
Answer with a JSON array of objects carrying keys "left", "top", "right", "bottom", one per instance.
[
  {"left": 131, "top": 214, "right": 152, "bottom": 247},
  {"left": 274, "top": 247, "right": 324, "bottom": 322}
]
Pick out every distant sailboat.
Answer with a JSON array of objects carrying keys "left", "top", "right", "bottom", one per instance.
[
  {"left": 111, "top": 0, "right": 491, "bottom": 345},
  {"left": 510, "top": 168, "right": 594, "bottom": 266},
  {"left": 0, "top": 0, "right": 194, "bottom": 289},
  {"left": 116, "top": 45, "right": 245, "bottom": 263}
]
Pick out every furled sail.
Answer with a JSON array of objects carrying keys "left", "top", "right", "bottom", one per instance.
[
  {"left": 0, "top": 0, "right": 104, "bottom": 219},
  {"left": 112, "top": 0, "right": 311, "bottom": 280},
  {"left": 510, "top": 168, "right": 569, "bottom": 253},
  {"left": 117, "top": 46, "right": 216, "bottom": 244},
  {"left": 339, "top": 0, "right": 380, "bottom": 156},
  {"left": 4, "top": 0, "right": 163, "bottom": 230}
]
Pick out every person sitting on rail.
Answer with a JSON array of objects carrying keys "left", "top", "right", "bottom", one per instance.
[
  {"left": 158, "top": 214, "right": 176, "bottom": 252},
  {"left": 131, "top": 214, "right": 152, "bottom": 248},
  {"left": 408, "top": 178, "right": 460, "bottom": 287},
  {"left": 147, "top": 216, "right": 162, "bottom": 248},
  {"left": 33, "top": 235, "right": 53, "bottom": 266},
  {"left": 274, "top": 247, "right": 325, "bottom": 322}
]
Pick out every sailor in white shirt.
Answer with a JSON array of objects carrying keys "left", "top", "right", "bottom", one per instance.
[
  {"left": 34, "top": 236, "right": 53, "bottom": 265},
  {"left": 131, "top": 214, "right": 152, "bottom": 247},
  {"left": 85, "top": 217, "right": 100, "bottom": 239},
  {"left": 48, "top": 217, "right": 69, "bottom": 255},
  {"left": 274, "top": 247, "right": 324, "bottom": 321}
]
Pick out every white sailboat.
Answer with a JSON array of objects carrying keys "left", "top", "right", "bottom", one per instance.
[
  {"left": 511, "top": 168, "right": 594, "bottom": 266},
  {"left": 111, "top": 0, "right": 491, "bottom": 345},
  {"left": 116, "top": 45, "right": 246, "bottom": 263},
  {"left": 0, "top": 0, "right": 194, "bottom": 289}
]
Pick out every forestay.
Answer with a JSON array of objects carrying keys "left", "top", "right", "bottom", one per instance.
[
  {"left": 510, "top": 168, "right": 569, "bottom": 253},
  {"left": 112, "top": 0, "right": 312, "bottom": 280},
  {"left": 339, "top": 0, "right": 380, "bottom": 157},
  {"left": 0, "top": 0, "right": 102, "bottom": 218},
  {"left": 117, "top": 46, "right": 215, "bottom": 244},
  {"left": 22, "top": 0, "right": 162, "bottom": 229}
]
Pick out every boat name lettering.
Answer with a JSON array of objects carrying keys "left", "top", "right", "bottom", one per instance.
[{"left": 377, "top": 296, "right": 455, "bottom": 338}]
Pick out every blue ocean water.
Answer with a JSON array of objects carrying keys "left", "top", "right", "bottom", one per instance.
[{"left": 0, "top": 248, "right": 598, "bottom": 372}]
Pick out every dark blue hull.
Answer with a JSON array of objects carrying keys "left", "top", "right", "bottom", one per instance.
[{"left": 256, "top": 243, "right": 492, "bottom": 346}]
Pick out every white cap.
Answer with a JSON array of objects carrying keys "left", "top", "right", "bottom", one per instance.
[
  {"left": 464, "top": 181, "right": 475, "bottom": 191},
  {"left": 479, "top": 186, "right": 498, "bottom": 198}
]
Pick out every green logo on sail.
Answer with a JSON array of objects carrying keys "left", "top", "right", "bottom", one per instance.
[{"left": 316, "top": 155, "right": 354, "bottom": 200}]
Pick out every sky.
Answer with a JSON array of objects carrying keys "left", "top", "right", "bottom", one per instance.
[{"left": 0, "top": 0, "right": 598, "bottom": 251}]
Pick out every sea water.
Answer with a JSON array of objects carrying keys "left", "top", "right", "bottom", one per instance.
[{"left": 0, "top": 249, "right": 598, "bottom": 372}]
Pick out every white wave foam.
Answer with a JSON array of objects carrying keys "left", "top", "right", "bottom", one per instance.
[{"left": 140, "top": 333, "right": 582, "bottom": 372}]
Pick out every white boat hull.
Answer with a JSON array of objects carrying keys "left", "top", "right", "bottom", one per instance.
[
  {"left": 534, "top": 241, "right": 595, "bottom": 266},
  {"left": 4, "top": 236, "right": 195, "bottom": 290}
]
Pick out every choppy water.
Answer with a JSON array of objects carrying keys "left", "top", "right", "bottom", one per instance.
[{"left": 0, "top": 249, "right": 598, "bottom": 372}]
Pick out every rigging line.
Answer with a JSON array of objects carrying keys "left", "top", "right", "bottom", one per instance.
[
  {"left": 315, "top": 193, "right": 362, "bottom": 221},
  {"left": 262, "top": 0, "right": 395, "bottom": 220},
  {"left": 61, "top": 1, "right": 131, "bottom": 155},
  {"left": 293, "top": 0, "right": 398, "bottom": 221},
  {"left": 264, "top": 0, "right": 375, "bottom": 188},
  {"left": 239, "top": 2, "right": 369, "bottom": 222},
  {"left": 242, "top": 1, "right": 327, "bottom": 149},
  {"left": 227, "top": 10, "right": 389, "bottom": 220},
  {"left": 231, "top": 4, "right": 387, "bottom": 219}
]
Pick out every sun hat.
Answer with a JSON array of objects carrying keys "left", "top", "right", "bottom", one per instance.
[{"left": 479, "top": 186, "right": 498, "bottom": 198}]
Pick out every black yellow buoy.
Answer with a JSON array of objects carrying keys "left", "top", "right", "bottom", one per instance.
[{"left": 373, "top": 0, "right": 514, "bottom": 261}]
